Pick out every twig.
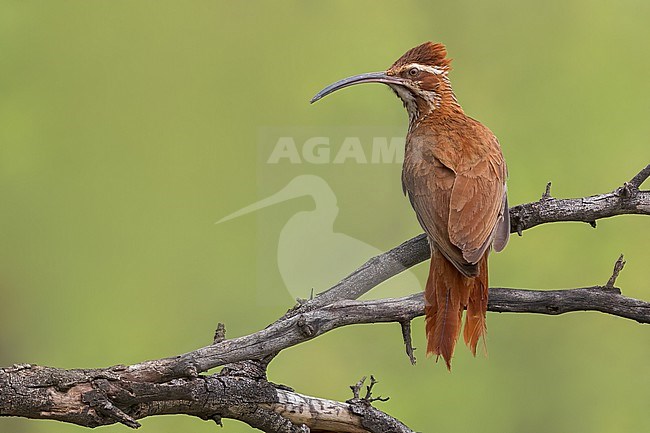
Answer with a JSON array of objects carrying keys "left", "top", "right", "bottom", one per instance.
[
  {"left": 400, "top": 321, "right": 417, "bottom": 365},
  {"left": 346, "top": 376, "right": 410, "bottom": 433},
  {"left": 364, "top": 376, "right": 389, "bottom": 403},
  {"left": 350, "top": 376, "right": 366, "bottom": 400},
  {"left": 605, "top": 255, "right": 626, "bottom": 288},
  {"left": 541, "top": 181, "right": 553, "bottom": 200},
  {"left": 213, "top": 322, "right": 227, "bottom": 344},
  {"left": 348, "top": 376, "right": 389, "bottom": 404},
  {"left": 629, "top": 163, "right": 650, "bottom": 188},
  {"left": 509, "top": 164, "right": 650, "bottom": 236}
]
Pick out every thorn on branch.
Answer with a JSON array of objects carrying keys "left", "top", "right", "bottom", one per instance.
[
  {"left": 541, "top": 181, "right": 553, "bottom": 201},
  {"left": 211, "top": 414, "right": 223, "bottom": 427},
  {"left": 400, "top": 321, "right": 417, "bottom": 365},
  {"left": 213, "top": 323, "right": 227, "bottom": 344},
  {"left": 605, "top": 254, "right": 626, "bottom": 289},
  {"left": 588, "top": 220, "right": 597, "bottom": 228}
]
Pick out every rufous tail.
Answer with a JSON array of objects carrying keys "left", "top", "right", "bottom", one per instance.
[{"left": 425, "top": 248, "right": 489, "bottom": 370}]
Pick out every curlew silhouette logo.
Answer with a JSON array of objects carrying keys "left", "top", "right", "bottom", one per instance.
[{"left": 217, "top": 174, "right": 421, "bottom": 301}]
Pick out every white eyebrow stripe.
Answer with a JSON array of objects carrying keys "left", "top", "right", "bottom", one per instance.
[{"left": 405, "top": 63, "right": 446, "bottom": 75}]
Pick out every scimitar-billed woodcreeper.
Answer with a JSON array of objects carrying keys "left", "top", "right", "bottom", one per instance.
[{"left": 311, "top": 42, "right": 509, "bottom": 369}]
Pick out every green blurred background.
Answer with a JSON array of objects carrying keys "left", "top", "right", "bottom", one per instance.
[{"left": 1, "top": 1, "right": 649, "bottom": 432}]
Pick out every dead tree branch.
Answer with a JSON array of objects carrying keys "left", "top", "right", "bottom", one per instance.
[
  {"left": 298, "top": 163, "right": 650, "bottom": 308},
  {"left": 0, "top": 364, "right": 410, "bottom": 432},
  {"left": 0, "top": 164, "right": 648, "bottom": 432}
]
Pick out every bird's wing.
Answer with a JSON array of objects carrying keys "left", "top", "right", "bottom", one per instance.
[
  {"left": 403, "top": 130, "right": 508, "bottom": 276},
  {"left": 404, "top": 155, "right": 479, "bottom": 277},
  {"left": 445, "top": 137, "right": 509, "bottom": 264}
]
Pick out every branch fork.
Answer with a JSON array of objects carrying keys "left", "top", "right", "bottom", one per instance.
[{"left": 349, "top": 376, "right": 389, "bottom": 404}]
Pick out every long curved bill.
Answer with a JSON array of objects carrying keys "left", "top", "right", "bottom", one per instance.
[{"left": 310, "top": 71, "right": 404, "bottom": 104}]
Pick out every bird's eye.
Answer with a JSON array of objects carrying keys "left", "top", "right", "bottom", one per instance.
[{"left": 408, "top": 68, "right": 419, "bottom": 77}]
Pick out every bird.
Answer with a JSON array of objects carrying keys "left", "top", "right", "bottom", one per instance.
[
  {"left": 311, "top": 42, "right": 509, "bottom": 369},
  {"left": 217, "top": 175, "right": 421, "bottom": 302}
]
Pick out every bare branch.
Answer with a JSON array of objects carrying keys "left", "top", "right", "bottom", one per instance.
[
  {"left": 605, "top": 254, "right": 626, "bottom": 288},
  {"left": 400, "top": 321, "right": 417, "bottom": 365},
  {"left": 541, "top": 181, "right": 553, "bottom": 200},
  {"left": 108, "top": 280, "right": 650, "bottom": 388},
  {"left": 487, "top": 286, "right": 649, "bottom": 323},
  {"left": 305, "top": 165, "right": 649, "bottom": 309},
  {"left": 1, "top": 165, "right": 648, "bottom": 432},
  {"left": 0, "top": 365, "right": 408, "bottom": 433},
  {"left": 629, "top": 163, "right": 650, "bottom": 188},
  {"left": 509, "top": 187, "right": 649, "bottom": 234},
  {"left": 4, "top": 284, "right": 645, "bottom": 431},
  {"left": 302, "top": 233, "right": 430, "bottom": 309},
  {"left": 213, "top": 322, "right": 227, "bottom": 344}
]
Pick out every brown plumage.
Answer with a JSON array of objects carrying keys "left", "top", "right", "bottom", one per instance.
[{"left": 312, "top": 42, "right": 509, "bottom": 370}]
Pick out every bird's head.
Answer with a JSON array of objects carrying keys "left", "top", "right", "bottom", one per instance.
[{"left": 311, "top": 42, "right": 459, "bottom": 124}]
